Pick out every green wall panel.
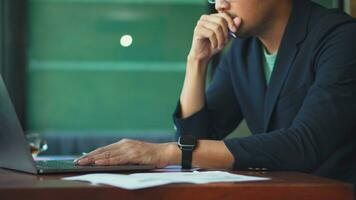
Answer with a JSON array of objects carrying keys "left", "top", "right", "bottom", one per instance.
[
  {"left": 27, "top": 67, "right": 184, "bottom": 133},
  {"left": 27, "top": 1, "right": 205, "bottom": 135},
  {"left": 28, "top": 3, "right": 204, "bottom": 62}
]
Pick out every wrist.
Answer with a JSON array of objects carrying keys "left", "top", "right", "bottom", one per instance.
[
  {"left": 186, "top": 56, "right": 209, "bottom": 77},
  {"left": 187, "top": 54, "right": 209, "bottom": 68},
  {"left": 164, "top": 142, "right": 181, "bottom": 166}
]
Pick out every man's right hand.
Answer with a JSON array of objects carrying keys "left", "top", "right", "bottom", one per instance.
[
  {"left": 188, "top": 13, "right": 241, "bottom": 63},
  {"left": 180, "top": 13, "right": 241, "bottom": 119}
]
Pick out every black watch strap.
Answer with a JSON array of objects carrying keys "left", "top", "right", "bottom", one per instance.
[
  {"left": 178, "top": 135, "right": 197, "bottom": 170},
  {"left": 181, "top": 147, "right": 193, "bottom": 169}
]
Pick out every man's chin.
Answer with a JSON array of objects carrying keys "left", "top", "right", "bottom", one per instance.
[{"left": 234, "top": 26, "right": 252, "bottom": 38}]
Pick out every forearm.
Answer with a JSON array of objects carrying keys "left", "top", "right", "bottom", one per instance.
[
  {"left": 166, "top": 140, "right": 234, "bottom": 169},
  {"left": 179, "top": 12, "right": 239, "bottom": 119},
  {"left": 179, "top": 56, "right": 209, "bottom": 118}
]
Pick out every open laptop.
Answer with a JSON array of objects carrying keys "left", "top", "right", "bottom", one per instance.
[{"left": 0, "top": 76, "right": 155, "bottom": 174}]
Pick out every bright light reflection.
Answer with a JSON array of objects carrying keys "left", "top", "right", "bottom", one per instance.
[{"left": 120, "top": 35, "right": 133, "bottom": 47}]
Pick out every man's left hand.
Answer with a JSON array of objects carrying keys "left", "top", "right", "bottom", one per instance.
[{"left": 74, "top": 139, "right": 176, "bottom": 168}]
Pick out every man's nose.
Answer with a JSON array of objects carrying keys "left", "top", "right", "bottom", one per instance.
[{"left": 215, "top": 0, "right": 230, "bottom": 12}]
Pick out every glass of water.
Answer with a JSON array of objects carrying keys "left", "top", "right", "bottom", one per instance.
[{"left": 26, "top": 133, "right": 48, "bottom": 158}]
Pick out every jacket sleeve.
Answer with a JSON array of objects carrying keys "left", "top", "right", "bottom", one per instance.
[
  {"left": 173, "top": 52, "right": 244, "bottom": 140},
  {"left": 224, "top": 23, "right": 356, "bottom": 172}
]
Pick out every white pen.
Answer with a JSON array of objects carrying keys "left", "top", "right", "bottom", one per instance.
[{"left": 229, "top": 30, "right": 237, "bottom": 38}]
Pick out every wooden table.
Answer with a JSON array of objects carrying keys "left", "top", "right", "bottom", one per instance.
[{"left": 0, "top": 168, "right": 353, "bottom": 200}]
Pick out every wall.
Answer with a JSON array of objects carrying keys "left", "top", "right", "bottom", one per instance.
[{"left": 26, "top": 1, "right": 205, "bottom": 139}]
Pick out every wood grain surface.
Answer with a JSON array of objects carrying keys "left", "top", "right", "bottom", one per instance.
[{"left": 0, "top": 168, "right": 353, "bottom": 200}]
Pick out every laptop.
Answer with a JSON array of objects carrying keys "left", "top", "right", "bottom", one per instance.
[{"left": 0, "top": 76, "right": 155, "bottom": 174}]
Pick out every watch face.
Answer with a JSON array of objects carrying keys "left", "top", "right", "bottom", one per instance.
[{"left": 179, "top": 135, "right": 196, "bottom": 146}]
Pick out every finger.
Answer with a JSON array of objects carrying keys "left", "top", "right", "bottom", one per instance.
[
  {"left": 200, "top": 14, "right": 228, "bottom": 43},
  {"left": 91, "top": 150, "right": 119, "bottom": 161},
  {"left": 76, "top": 156, "right": 95, "bottom": 165},
  {"left": 233, "top": 17, "right": 242, "bottom": 30},
  {"left": 196, "top": 15, "right": 218, "bottom": 48},
  {"left": 195, "top": 24, "right": 218, "bottom": 49},
  {"left": 77, "top": 151, "right": 117, "bottom": 166},
  {"left": 83, "top": 140, "right": 123, "bottom": 159},
  {"left": 216, "top": 13, "right": 237, "bottom": 33},
  {"left": 200, "top": 20, "right": 226, "bottom": 48},
  {"left": 94, "top": 159, "right": 111, "bottom": 166},
  {"left": 73, "top": 153, "right": 88, "bottom": 163},
  {"left": 75, "top": 150, "right": 103, "bottom": 165},
  {"left": 76, "top": 148, "right": 112, "bottom": 165},
  {"left": 207, "top": 15, "right": 229, "bottom": 41},
  {"left": 95, "top": 156, "right": 127, "bottom": 166},
  {"left": 90, "top": 143, "right": 117, "bottom": 154},
  {"left": 79, "top": 139, "right": 135, "bottom": 164}
]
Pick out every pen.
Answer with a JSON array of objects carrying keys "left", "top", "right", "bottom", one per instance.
[{"left": 229, "top": 31, "right": 237, "bottom": 39}]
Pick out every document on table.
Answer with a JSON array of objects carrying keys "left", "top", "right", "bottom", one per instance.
[{"left": 62, "top": 171, "right": 269, "bottom": 190}]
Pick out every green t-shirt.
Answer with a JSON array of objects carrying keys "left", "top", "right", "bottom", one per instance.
[{"left": 262, "top": 47, "right": 277, "bottom": 84}]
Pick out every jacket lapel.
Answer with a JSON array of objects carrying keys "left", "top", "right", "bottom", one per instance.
[
  {"left": 263, "top": 0, "right": 312, "bottom": 132},
  {"left": 248, "top": 39, "right": 267, "bottom": 130}
]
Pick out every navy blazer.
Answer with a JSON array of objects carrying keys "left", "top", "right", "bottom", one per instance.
[{"left": 173, "top": 0, "right": 356, "bottom": 184}]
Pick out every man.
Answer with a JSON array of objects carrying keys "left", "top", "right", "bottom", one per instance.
[{"left": 76, "top": 0, "right": 356, "bottom": 185}]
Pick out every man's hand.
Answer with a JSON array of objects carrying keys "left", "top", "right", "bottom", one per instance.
[
  {"left": 74, "top": 139, "right": 177, "bottom": 168},
  {"left": 74, "top": 139, "right": 234, "bottom": 170},
  {"left": 180, "top": 13, "right": 241, "bottom": 118},
  {"left": 188, "top": 13, "right": 241, "bottom": 63}
]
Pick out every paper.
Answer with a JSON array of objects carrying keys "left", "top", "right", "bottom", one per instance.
[{"left": 62, "top": 171, "right": 269, "bottom": 190}]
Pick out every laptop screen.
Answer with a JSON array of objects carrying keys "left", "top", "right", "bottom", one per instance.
[{"left": 0, "top": 76, "right": 37, "bottom": 173}]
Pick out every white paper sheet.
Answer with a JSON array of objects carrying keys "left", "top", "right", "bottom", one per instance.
[{"left": 62, "top": 171, "right": 269, "bottom": 190}]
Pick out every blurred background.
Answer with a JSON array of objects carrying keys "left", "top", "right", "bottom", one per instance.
[{"left": 0, "top": 0, "right": 354, "bottom": 155}]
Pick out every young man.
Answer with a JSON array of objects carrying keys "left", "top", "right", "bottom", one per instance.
[{"left": 76, "top": 0, "right": 356, "bottom": 185}]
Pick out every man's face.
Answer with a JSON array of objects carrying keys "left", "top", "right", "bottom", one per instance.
[{"left": 216, "top": 0, "right": 279, "bottom": 37}]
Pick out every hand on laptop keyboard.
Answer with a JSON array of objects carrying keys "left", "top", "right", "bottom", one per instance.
[{"left": 74, "top": 139, "right": 178, "bottom": 168}]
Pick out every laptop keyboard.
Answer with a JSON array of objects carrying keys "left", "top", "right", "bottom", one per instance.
[
  {"left": 35, "top": 160, "right": 153, "bottom": 173},
  {"left": 36, "top": 160, "right": 81, "bottom": 169}
]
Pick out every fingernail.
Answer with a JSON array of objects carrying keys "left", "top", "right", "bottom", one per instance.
[
  {"left": 77, "top": 158, "right": 87, "bottom": 165},
  {"left": 233, "top": 17, "right": 241, "bottom": 28},
  {"left": 74, "top": 154, "right": 87, "bottom": 163}
]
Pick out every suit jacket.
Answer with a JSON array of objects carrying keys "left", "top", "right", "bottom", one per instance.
[{"left": 173, "top": 0, "right": 356, "bottom": 184}]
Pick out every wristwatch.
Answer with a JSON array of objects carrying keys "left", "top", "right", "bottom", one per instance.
[{"left": 178, "top": 135, "right": 197, "bottom": 169}]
